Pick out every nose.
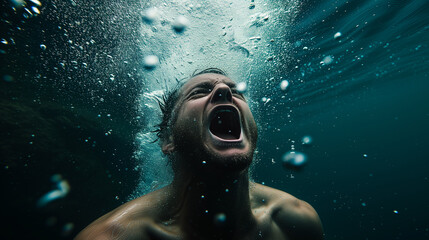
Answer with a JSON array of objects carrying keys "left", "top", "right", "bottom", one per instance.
[{"left": 210, "top": 84, "right": 233, "bottom": 103}]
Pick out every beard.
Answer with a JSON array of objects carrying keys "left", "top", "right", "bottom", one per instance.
[
  {"left": 172, "top": 138, "right": 254, "bottom": 175},
  {"left": 202, "top": 147, "right": 253, "bottom": 173}
]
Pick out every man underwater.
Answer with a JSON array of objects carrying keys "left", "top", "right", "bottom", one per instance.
[{"left": 75, "top": 68, "right": 324, "bottom": 240}]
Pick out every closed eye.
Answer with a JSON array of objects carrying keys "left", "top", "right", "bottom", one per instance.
[
  {"left": 231, "top": 89, "right": 245, "bottom": 100},
  {"left": 188, "top": 88, "right": 212, "bottom": 98}
]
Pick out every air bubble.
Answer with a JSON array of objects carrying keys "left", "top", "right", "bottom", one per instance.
[
  {"left": 142, "top": 7, "right": 159, "bottom": 24},
  {"left": 334, "top": 32, "right": 342, "bottom": 40},
  {"left": 236, "top": 82, "right": 247, "bottom": 93},
  {"left": 3, "top": 75, "right": 14, "bottom": 82},
  {"left": 11, "top": 0, "right": 26, "bottom": 8},
  {"left": 282, "top": 151, "right": 307, "bottom": 170},
  {"left": 40, "top": 44, "right": 46, "bottom": 50},
  {"left": 301, "top": 136, "right": 312, "bottom": 145},
  {"left": 172, "top": 15, "right": 189, "bottom": 33},
  {"left": 62, "top": 223, "right": 74, "bottom": 237},
  {"left": 29, "top": 0, "right": 42, "bottom": 6},
  {"left": 321, "top": 55, "right": 334, "bottom": 65},
  {"left": 261, "top": 97, "right": 271, "bottom": 104},
  {"left": 143, "top": 55, "right": 159, "bottom": 70},
  {"left": 280, "top": 80, "right": 289, "bottom": 91},
  {"left": 214, "top": 213, "right": 226, "bottom": 225},
  {"left": 31, "top": 6, "right": 40, "bottom": 14},
  {"left": 23, "top": 8, "right": 33, "bottom": 18},
  {"left": 37, "top": 174, "right": 70, "bottom": 207}
]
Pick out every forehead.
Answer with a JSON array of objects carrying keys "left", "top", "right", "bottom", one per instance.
[{"left": 180, "top": 73, "right": 236, "bottom": 93}]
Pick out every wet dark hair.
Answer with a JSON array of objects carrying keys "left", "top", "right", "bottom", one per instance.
[{"left": 154, "top": 68, "right": 227, "bottom": 145}]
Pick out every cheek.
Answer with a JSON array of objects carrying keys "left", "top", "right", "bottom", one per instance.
[
  {"left": 174, "top": 105, "right": 202, "bottom": 134},
  {"left": 240, "top": 106, "right": 258, "bottom": 139}
]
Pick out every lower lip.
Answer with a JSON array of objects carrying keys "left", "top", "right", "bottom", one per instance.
[{"left": 209, "top": 130, "right": 243, "bottom": 147}]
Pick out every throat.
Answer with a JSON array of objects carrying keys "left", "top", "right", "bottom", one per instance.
[
  {"left": 209, "top": 110, "right": 241, "bottom": 140},
  {"left": 172, "top": 172, "right": 254, "bottom": 238}
]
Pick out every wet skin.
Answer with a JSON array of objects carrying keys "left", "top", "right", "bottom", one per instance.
[
  {"left": 75, "top": 74, "right": 324, "bottom": 240},
  {"left": 167, "top": 73, "right": 258, "bottom": 173}
]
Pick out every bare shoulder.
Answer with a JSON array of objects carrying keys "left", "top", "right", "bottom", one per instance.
[
  {"left": 250, "top": 183, "right": 324, "bottom": 240},
  {"left": 74, "top": 187, "right": 176, "bottom": 240}
]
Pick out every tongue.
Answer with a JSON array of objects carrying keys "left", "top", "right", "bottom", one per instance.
[
  {"left": 214, "top": 131, "right": 236, "bottom": 140},
  {"left": 209, "top": 111, "right": 240, "bottom": 140}
]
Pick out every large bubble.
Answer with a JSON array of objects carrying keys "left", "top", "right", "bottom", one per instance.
[{"left": 282, "top": 151, "right": 307, "bottom": 170}]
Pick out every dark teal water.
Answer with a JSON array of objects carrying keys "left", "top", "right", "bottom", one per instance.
[
  {"left": 1, "top": 0, "right": 428, "bottom": 239},
  {"left": 254, "top": 1, "right": 429, "bottom": 239}
]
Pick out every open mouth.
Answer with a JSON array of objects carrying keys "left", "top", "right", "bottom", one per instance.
[{"left": 209, "top": 106, "right": 241, "bottom": 140}]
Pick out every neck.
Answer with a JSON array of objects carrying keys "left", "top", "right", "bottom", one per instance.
[{"left": 169, "top": 161, "right": 256, "bottom": 239}]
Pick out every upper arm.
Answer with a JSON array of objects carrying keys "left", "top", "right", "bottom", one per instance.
[
  {"left": 74, "top": 222, "right": 126, "bottom": 240},
  {"left": 273, "top": 199, "right": 324, "bottom": 240}
]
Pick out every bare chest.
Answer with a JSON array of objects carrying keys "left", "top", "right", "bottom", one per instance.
[{"left": 146, "top": 221, "right": 289, "bottom": 240}]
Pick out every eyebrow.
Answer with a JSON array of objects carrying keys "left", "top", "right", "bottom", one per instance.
[{"left": 191, "top": 80, "right": 237, "bottom": 90}]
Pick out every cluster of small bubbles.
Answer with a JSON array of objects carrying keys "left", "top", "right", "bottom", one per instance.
[
  {"left": 142, "top": 7, "right": 159, "bottom": 24},
  {"left": 280, "top": 80, "right": 289, "bottom": 91},
  {"left": 282, "top": 151, "right": 307, "bottom": 170},
  {"left": 143, "top": 55, "right": 159, "bottom": 70},
  {"left": 172, "top": 15, "right": 189, "bottom": 33},
  {"left": 236, "top": 82, "right": 247, "bottom": 93},
  {"left": 301, "top": 135, "right": 312, "bottom": 145},
  {"left": 321, "top": 55, "right": 334, "bottom": 65},
  {"left": 334, "top": 32, "right": 342, "bottom": 40},
  {"left": 214, "top": 213, "right": 226, "bottom": 225},
  {"left": 290, "top": 140, "right": 295, "bottom": 150}
]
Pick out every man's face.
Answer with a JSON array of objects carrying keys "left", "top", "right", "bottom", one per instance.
[{"left": 168, "top": 73, "right": 258, "bottom": 171}]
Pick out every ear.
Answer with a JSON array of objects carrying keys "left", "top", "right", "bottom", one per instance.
[{"left": 161, "top": 136, "right": 175, "bottom": 154}]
